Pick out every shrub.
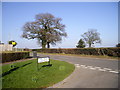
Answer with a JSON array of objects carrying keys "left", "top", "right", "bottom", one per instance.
[
  {"left": 1, "top": 51, "right": 30, "bottom": 63},
  {"left": 32, "top": 47, "right": 120, "bottom": 57}
]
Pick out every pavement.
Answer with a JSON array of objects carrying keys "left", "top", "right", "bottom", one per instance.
[{"left": 33, "top": 53, "right": 119, "bottom": 88}]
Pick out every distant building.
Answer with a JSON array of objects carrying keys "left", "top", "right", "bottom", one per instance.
[
  {"left": 0, "top": 44, "right": 13, "bottom": 51},
  {"left": 0, "top": 42, "right": 4, "bottom": 45}
]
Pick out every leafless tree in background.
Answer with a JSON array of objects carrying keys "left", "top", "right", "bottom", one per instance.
[
  {"left": 22, "top": 13, "right": 67, "bottom": 48},
  {"left": 81, "top": 29, "right": 101, "bottom": 47}
]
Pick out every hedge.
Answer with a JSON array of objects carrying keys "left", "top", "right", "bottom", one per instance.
[
  {"left": 32, "top": 48, "right": 120, "bottom": 57},
  {"left": 1, "top": 51, "right": 30, "bottom": 63}
]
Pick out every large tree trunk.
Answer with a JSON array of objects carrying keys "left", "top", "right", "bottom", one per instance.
[
  {"left": 42, "top": 44, "right": 46, "bottom": 49},
  {"left": 47, "top": 42, "right": 50, "bottom": 48},
  {"left": 89, "top": 43, "right": 92, "bottom": 48},
  {"left": 42, "top": 40, "right": 46, "bottom": 49},
  {"left": 41, "top": 34, "right": 47, "bottom": 49}
]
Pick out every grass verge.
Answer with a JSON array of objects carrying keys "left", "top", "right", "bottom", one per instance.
[
  {"left": 2, "top": 59, "right": 75, "bottom": 88},
  {"left": 37, "top": 52, "right": 119, "bottom": 60}
]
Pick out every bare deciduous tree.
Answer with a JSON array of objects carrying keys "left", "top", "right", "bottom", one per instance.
[
  {"left": 81, "top": 29, "right": 101, "bottom": 47},
  {"left": 22, "top": 13, "right": 67, "bottom": 48}
]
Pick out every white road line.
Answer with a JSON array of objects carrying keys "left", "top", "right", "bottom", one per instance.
[
  {"left": 109, "top": 71, "right": 119, "bottom": 74},
  {"left": 76, "top": 64, "right": 119, "bottom": 74},
  {"left": 76, "top": 66, "right": 80, "bottom": 68},
  {"left": 75, "top": 64, "right": 80, "bottom": 68},
  {"left": 89, "top": 67, "right": 96, "bottom": 70},
  {"left": 98, "top": 69, "right": 106, "bottom": 72},
  {"left": 103, "top": 68, "right": 112, "bottom": 71},
  {"left": 80, "top": 65, "right": 86, "bottom": 67}
]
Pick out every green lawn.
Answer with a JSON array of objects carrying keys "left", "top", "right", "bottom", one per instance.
[{"left": 2, "top": 59, "right": 75, "bottom": 88}]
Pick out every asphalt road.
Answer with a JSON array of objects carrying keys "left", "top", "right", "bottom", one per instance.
[{"left": 34, "top": 53, "right": 119, "bottom": 88}]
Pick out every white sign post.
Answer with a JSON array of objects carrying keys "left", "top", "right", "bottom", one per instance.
[
  {"left": 37, "top": 56, "right": 51, "bottom": 71},
  {"left": 38, "top": 57, "right": 50, "bottom": 63}
]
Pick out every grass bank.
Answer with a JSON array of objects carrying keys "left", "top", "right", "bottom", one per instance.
[
  {"left": 37, "top": 52, "right": 119, "bottom": 60},
  {"left": 2, "top": 59, "right": 75, "bottom": 88}
]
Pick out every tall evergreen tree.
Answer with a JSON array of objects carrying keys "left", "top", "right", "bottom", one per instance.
[
  {"left": 116, "top": 43, "right": 120, "bottom": 47},
  {"left": 76, "top": 39, "right": 85, "bottom": 48}
]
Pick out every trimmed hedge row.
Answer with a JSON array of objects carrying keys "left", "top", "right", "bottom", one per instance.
[
  {"left": 32, "top": 48, "right": 120, "bottom": 57},
  {"left": 1, "top": 52, "right": 30, "bottom": 63}
]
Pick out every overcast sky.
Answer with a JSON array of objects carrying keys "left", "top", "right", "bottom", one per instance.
[{"left": 1, "top": 2, "right": 118, "bottom": 49}]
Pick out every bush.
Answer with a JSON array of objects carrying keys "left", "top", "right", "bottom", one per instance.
[
  {"left": 32, "top": 47, "right": 120, "bottom": 57},
  {"left": 1, "top": 51, "right": 30, "bottom": 63}
]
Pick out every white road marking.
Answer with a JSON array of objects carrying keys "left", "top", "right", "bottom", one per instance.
[
  {"left": 76, "top": 64, "right": 119, "bottom": 74},
  {"left": 103, "top": 68, "right": 112, "bottom": 71},
  {"left": 80, "top": 65, "right": 86, "bottom": 67},
  {"left": 89, "top": 67, "right": 96, "bottom": 70},
  {"left": 98, "top": 69, "right": 106, "bottom": 72},
  {"left": 109, "top": 71, "right": 119, "bottom": 74},
  {"left": 75, "top": 64, "right": 80, "bottom": 68},
  {"left": 76, "top": 66, "right": 80, "bottom": 68}
]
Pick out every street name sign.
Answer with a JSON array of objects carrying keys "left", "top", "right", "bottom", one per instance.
[{"left": 38, "top": 57, "right": 50, "bottom": 63}]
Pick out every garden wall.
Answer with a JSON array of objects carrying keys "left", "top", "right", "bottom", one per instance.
[
  {"left": 1, "top": 51, "right": 30, "bottom": 63},
  {"left": 32, "top": 48, "right": 120, "bottom": 57}
]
